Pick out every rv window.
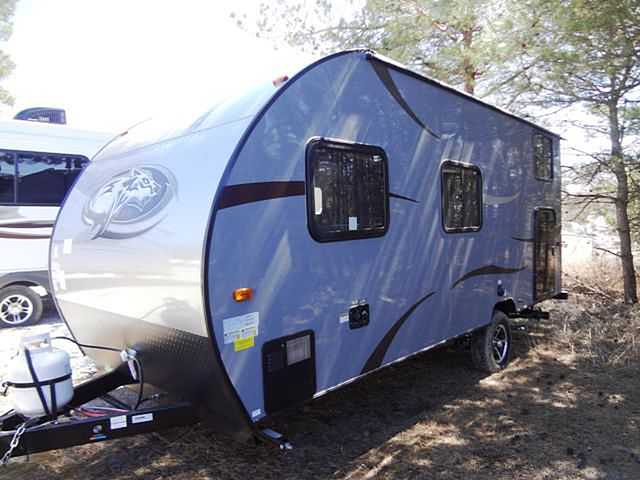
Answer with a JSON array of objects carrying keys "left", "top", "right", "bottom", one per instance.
[
  {"left": 0, "top": 151, "right": 15, "bottom": 203},
  {"left": 534, "top": 133, "right": 552, "bottom": 180},
  {"left": 306, "top": 139, "right": 388, "bottom": 242},
  {"left": 16, "top": 153, "right": 89, "bottom": 206},
  {"left": 441, "top": 162, "right": 482, "bottom": 232}
]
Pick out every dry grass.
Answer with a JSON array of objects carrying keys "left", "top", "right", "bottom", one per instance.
[{"left": 559, "top": 261, "right": 640, "bottom": 367}]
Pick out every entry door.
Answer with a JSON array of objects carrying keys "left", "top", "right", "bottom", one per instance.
[{"left": 534, "top": 209, "right": 558, "bottom": 301}]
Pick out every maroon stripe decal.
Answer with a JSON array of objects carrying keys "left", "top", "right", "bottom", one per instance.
[
  {"left": 218, "top": 181, "right": 306, "bottom": 210},
  {"left": 0, "top": 232, "right": 51, "bottom": 239},
  {"left": 0, "top": 221, "right": 55, "bottom": 228}
]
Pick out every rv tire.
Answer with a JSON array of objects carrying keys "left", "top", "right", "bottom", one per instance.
[
  {"left": 0, "top": 285, "right": 43, "bottom": 328},
  {"left": 471, "top": 310, "right": 512, "bottom": 373}
]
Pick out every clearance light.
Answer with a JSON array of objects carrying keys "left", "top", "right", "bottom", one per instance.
[
  {"left": 233, "top": 288, "right": 253, "bottom": 302},
  {"left": 272, "top": 75, "right": 289, "bottom": 87}
]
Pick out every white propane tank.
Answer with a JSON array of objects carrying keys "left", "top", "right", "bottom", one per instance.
[{"left": 6, "top": 334, "right": 73, "bottom": 417}]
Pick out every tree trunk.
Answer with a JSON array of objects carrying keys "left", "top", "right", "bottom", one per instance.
[
  {"left": 462, "top": 28, "right": 475, "bottom": 95},
  {"left": 609, "top": 102, "right": 638, "bottom": 304}
]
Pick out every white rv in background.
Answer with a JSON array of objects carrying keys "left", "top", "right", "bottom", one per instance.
[{"left": 0, "top": 120, "right": 112, "bottom": 327}]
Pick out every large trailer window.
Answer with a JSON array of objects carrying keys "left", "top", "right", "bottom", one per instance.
[
  {"left": 306, "top": 138, "right": 388, "bottom": 242},
  {"left": 534, "top": 133, "right": 553, "bottom": 180},
  {"left": 441, "top": 161, "right": 482, "bottom": 232},
  {"left": 0, "top": 149, "right": 89, "bottom": 206},
  {"left": 0, "top": 151, "right": 15, "bottom": 203}
]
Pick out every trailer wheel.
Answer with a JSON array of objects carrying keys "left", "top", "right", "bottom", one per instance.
[
  {"left": 471, "top": 310, "right": 512, "bottom": 373},
  {"left": 0, "top": 286, "right": 43, "bottom": 328}
]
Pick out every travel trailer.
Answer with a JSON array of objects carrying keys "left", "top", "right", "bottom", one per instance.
[
  {"left": 0, "top": 120, "right": 112, "bottom": 327},
  {"left": 1, "top": 49, "right": 563, "bottom": 457}
]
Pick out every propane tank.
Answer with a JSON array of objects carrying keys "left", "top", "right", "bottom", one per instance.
[{"left": 6, "top": 334, "right": 73, "bottom": 417}]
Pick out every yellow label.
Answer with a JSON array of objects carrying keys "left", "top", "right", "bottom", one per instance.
[{"left": 234, "top": 336, "right": 255, "bottom": 352}]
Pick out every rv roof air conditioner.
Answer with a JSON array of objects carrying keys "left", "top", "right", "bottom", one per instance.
[{"left": 14, "top": 107, "right": 67, "bottom": 125}]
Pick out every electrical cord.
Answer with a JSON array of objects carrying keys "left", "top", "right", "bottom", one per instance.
[
  {"left": 50, "top": 336, "right": 121, "bottom": 353},
  {"left": 131, "top": 356, "right": 144, "bottom": 410}
]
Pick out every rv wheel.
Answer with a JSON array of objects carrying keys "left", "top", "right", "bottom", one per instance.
[
  {"left": 471, "top": 310, "right": 512, "bottom": 373},
  {"left": 0, "top": 286, "right": 43, "bottom": 328}
]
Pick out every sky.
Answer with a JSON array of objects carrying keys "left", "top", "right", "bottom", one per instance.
[
  {"left": 0, "top": 0, "right": 603, "bottom": 162},
  {"left": 0, "top": 0, "right": 315, "bottom": 133}
]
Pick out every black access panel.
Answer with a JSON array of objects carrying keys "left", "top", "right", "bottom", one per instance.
[{"left": 262, "top": 330, "right": 316, "bottom": 414}]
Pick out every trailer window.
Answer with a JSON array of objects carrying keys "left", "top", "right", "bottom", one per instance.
[
  {"left": 0, "top": 151, "right": 15, "bottom": 203},
  {"left": 306, "top": 139, "right": 388, "bottom": 242},
  {"left": 441, "top": 162, "right": 482, "bottom": 232},
  {"left": 16, "top": 152, "right": 89, "bottom": 206},
  {"left": 534, "top": 133, "right": 552, "bottom": 180}
]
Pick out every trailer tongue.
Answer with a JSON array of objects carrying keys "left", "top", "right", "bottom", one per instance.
[{"left": 1, "top": 337, "right": 290, "bottom": 463}]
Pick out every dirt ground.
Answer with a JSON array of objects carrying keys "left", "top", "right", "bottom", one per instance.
[{"left": 1, "top": 294, "right": 639, "bottom": 480}]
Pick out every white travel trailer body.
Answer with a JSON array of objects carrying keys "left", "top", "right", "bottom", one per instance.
[{"left": 0, "top": 120, "right": 112, "bottom": 327}]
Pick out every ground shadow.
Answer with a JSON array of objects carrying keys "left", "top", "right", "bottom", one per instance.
[{"left": 2, "top": 313, "right": 639, "bottom": 480}]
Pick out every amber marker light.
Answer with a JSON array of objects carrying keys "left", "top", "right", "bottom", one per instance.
[{"left": 233, "top": 288, "right": 253, "bottom": 302}]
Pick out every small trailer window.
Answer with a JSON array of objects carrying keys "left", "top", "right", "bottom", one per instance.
[
  {"left": 306, "top": 139, "right": 389, "bottom": 242},
  {"left": 0, "top": 151, "right": 15, "bottom": 203},
  {"left": 441, "top": 161, "right": 482, "bottom": 232},
  {"left": 534, "top": 133, "right": 553, "bottom": 180}
]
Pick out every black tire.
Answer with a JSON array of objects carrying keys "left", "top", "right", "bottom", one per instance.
[
  {"left": 0, "top": 285, "right": 44, "bottom": 328},
  {"left": 471, "top": 310, "right": 512, "bottom": 373}
]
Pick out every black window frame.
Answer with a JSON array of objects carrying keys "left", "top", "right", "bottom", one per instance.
[
  {"left": 0, "top": 148, "right": 90, "bottom": 207},
  {"left": 440, "top": 160, "right": 483, "bottom": 234},
  {"left": 533, "top": 132, "right": 553, "bottom": 181},
  {"left": 305, "top": 137, "right": 390, "bottom": 243},
  {"left": 533, "top": 207, "right": 558, "bottom": 302}
]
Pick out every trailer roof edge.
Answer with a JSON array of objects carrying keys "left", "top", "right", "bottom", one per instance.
[{"left": 360, "top": 49, "right": 562, "bottom": 140}]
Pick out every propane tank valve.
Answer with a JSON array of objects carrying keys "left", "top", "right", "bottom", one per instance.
[{"left": 120, "top": 348, "right": 139, "bottom": 381}]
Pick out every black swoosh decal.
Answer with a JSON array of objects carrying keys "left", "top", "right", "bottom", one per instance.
[
  {"left": 361, "top": 291, "right": 437, "bottom": 374},
  {"left": 218, "top": 181, "right": 305, "bottom": 209},
  {"left": 389, "top": 192, "right": 419, "bottom": 203},
  {"left": 451, "top": 265, "right": 526, "bottom": 289},
  {"left": 370, "top": 60, "right": 440, "bottom": 140},
  {"left": 512, "top": 237, "right": 534, "bottom": 242}
]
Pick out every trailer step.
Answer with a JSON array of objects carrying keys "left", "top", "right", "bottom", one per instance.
[{"left": 258, "top": 428, "right": 293, "bottom": 450}]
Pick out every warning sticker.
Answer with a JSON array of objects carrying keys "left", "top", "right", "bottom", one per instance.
[
  {"left": 234, "top": 336, "right": 255, "bottom": 352},
  {"left": 110, "top": 415, "right": 127, "bottom": 430},
  {"left": 223, "top": 312, "right": 259, "bottom": 344},
  {"left": 132, "top": 413, "right": 153, "bottom": 424}
]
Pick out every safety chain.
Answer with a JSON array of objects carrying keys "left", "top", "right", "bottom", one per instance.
[{"left": 1, "top": 421, "right": 28, "bottom": 466}]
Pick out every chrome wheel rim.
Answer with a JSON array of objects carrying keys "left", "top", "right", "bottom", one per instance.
[
  {"left": 0, "top": 294, "right": 33, "bottom": 325},
  {"left": 492, "top": 324, "right": 509, "bottom": 364}
]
